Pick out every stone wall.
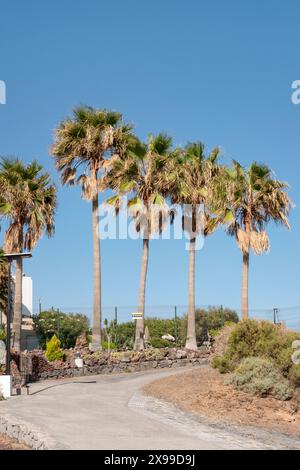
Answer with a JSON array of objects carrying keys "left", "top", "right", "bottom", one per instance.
[{"left": 27, "top": 348, "right": 210, "bottom": 382}]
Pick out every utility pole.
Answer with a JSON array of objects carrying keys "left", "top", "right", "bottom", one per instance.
[{"left": 57, "top": 308, "right": 60, "bottom": 339}]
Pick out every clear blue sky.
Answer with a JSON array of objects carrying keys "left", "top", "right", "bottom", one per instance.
[{"left": 0, "top": 0, "right": 299, "bottom": 319}]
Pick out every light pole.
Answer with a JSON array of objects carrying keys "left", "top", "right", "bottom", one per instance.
[{"left": 2, "top": 252, "right": 32, "bottom": 376}]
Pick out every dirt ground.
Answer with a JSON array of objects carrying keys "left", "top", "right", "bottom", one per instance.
[
  {"left": 144, "top": 366, "right": 300, "bottom": 438},
  {"left": 0, "top": 435, "right": 29, "bottom": 450}
]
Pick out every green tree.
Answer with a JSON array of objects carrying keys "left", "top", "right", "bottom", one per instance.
[
  {"left": 215, "top": 161, "right": 291, "bottom": 319},
  {"left": 106, "top": 134, "right": 174, "bottom": 350},
  {"left": 33, "top": 310, "right": 90, "bottom": 349},
  {"left": 0, "top": 159, "right": 56, "bottom": 351},
  {"left": 51, "top": 106, "right": 133, "bottom": 351}
]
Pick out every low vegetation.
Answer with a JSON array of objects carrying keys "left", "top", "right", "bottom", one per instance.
[
  {"left": 105, "top": 307, "right": 239, "bottom": 350},
  {"left": 0, "top": 325, "right": 6, "bottom": 343},
  {"left": 212, "top": 319, "right": 300, "bottom": 400},
  {"left": 33, "top": 310, "right": 90, "bottom": 349},
  {"left": 45, "top": 334, "right": 64, "bottom": 362},
  {"left": 226, "top": 357, "right": 292, "bottom": 401}
]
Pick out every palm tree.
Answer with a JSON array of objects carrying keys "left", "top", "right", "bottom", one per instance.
[
  {"left": 106, "top": 134, "right": 174, "bottom": 350},
  {"left": 0, "top": 158, "right": 56, "bottom": 351},
  {"left": 51, "top": 106, "right": 133, "bottom": 350},
  {"left": 216, "top": 161, "right": 291, "bottom": 320},
  {"left": 164, "top": 142, "right": 220, "bottom": 350}
]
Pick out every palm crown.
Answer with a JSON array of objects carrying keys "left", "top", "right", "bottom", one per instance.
[
  {"left": 52, "top": 106, "right": 133, "bottom": 199},
  {"left": 0, "top": 158, "right": 56, "bottom": 252},
  {"left": 106, "top": 133, "right": 174, "bottom": 237},
  {"left": 163, "top": 142, "right": 221, "bottom": 237},
  {"left": 217, "top": 160, "right": 291, "bottom": 255}
]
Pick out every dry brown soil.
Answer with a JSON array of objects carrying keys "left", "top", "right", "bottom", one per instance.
[
  {"left": 0, "top": 434, "right": 29, "bottom": 450},
  {"left": 144, "top": 366, "right": 300, "bottom": 438}
]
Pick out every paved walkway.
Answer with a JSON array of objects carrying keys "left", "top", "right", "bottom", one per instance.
[{"left": 0, "top": 367, "right": 298, "bottom": 450}]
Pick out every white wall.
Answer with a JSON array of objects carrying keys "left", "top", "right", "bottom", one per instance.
[{"left": 22, "top": 275, "right": 33, "bottom": 316}]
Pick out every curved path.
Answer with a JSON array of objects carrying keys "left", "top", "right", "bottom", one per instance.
[{"left": 0, "top": 367, "right": 298, "bottom": 450}]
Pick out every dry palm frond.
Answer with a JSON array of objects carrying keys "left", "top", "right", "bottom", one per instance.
[
  {"left": 250, "top": 229, "right": 270, "bottom": 255},
  {"left": 61, "top": 167, "right": 76, "bottom": 186},
  {"left": 236, "top": 228, "right": 250, "bottom": 254},
  {"left": 77, "top": 174, "right": 98, "bottom": 200},
  {"left": 51, "top": 107, "right": 134, "bottom": 200},
  {"left": 216, "top": 160, "right": 291, "bottom": 258}
]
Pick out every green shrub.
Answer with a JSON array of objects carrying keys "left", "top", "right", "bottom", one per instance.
[
  {"left": 111, "top": 321, "right": 135, "bottom": 350},
  {"left": 145, "top": 317, "right": 180, "bottom": 344},
  {"left": 150, "top": 338, "right": 173, "bottom": 348},
  {"left": 288, "top": 365, "right": 300, "bottom": 387},
  {"left": 45, "top": 335, "right": 64, "bottom": 362},
  {"left": 33, "top": 311, "right": 90, "bottom": 350},
  {"left": 211, "top": 355, "right": 235, "bottom": 374},
  {"left": 227, "top": 357, "right": 293, "bottom": 401},
  {"left": 212, "top": 319, "right": 300, "bottom": 375},
  {"left": 110, "top": 318, "right": 181, "bottom": 350},
  {"left": 180, "top": 307, "right": 239, "bottom": 346},
  {"left": 0, "top": 325, "right": 6, "bottom": 343},
  {"left": 102, "top": 340, "right": 117, "bottom": 350},
  {"left": 97, "top": 307, "right": 239, "bottom": 351}
]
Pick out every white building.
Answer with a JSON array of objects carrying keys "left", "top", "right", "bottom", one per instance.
[
  {"left": 22, "top": 274, "right": 33, "bottom": 316},
  {"left": 0, "top": 273, "right": 39, "bottom": 350}
]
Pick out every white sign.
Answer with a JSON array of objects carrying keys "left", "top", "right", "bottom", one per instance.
[
  {"left": 131, "top": 312, "right": 143, "bottom": 320},
  {"left": 0, "top": 340, "right": 6, "bottom": 365}
]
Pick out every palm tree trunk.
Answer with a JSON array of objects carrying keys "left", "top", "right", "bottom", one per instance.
[
  {"left": 185, "top": 236, "right": 197, "bottom": 350},
  {"left": 13, "top": 257, "right": 23, "bottom": 352},
  {"left": 241, "top": 251, "right": 249, "bottom": 320},
  {"left": 134, "top": 238, "right": 149, "bottom": 351},
  {"left": 90, "top": 193, "right": 102, "bottom": 351}
]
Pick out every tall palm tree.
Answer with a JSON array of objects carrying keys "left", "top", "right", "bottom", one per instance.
[
  {"left": 216, "top": 161, "right": 291, "bottom": 320},
  {"left": 164, "top": 142, "right": 220, "bottom": 350},
  {"left": 0, "top": 158, "right": 56, "bottom": 351},
  {"left": 51, "top": 106, "right": 133, "bottom": 350},
  {"left": 106, "top": 134, "right": 174, "bottom": 350}
]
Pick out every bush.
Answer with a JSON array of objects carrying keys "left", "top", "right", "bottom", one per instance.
[
  {"left": 212, "top": 319, "right": 300, "bottom": 375},
  {"left": 227, "top": 357, "right": 293, "bottom": 401},
  {"left": 111, "top": 321, "right": 135, "bottom": 350},
  {"left": 102, "top": 340, "right": 117, "bottom": 350},
  {"left": 0, "top": 325, "right": 6, "bottom": 343},
  {"left": 180, "top": 307, "right": 239, "bottom": 346},
  {"left": 45, "top": 335, "right": 64, "bottom": 362},
  {"left": 33, "top": 311, "right": 90, "bottom": 349},
  {"left": 288, "top": 365, "right": 300, "bottom": 387},
  {"left": 100, "top": 307, "right": 239, "bottom": 350},
  {"left": 149, "top": 338, "right": 173, "bottom": 348},
  {"left": 110, "top": 318, "right": 180, "bottom": 350}
]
